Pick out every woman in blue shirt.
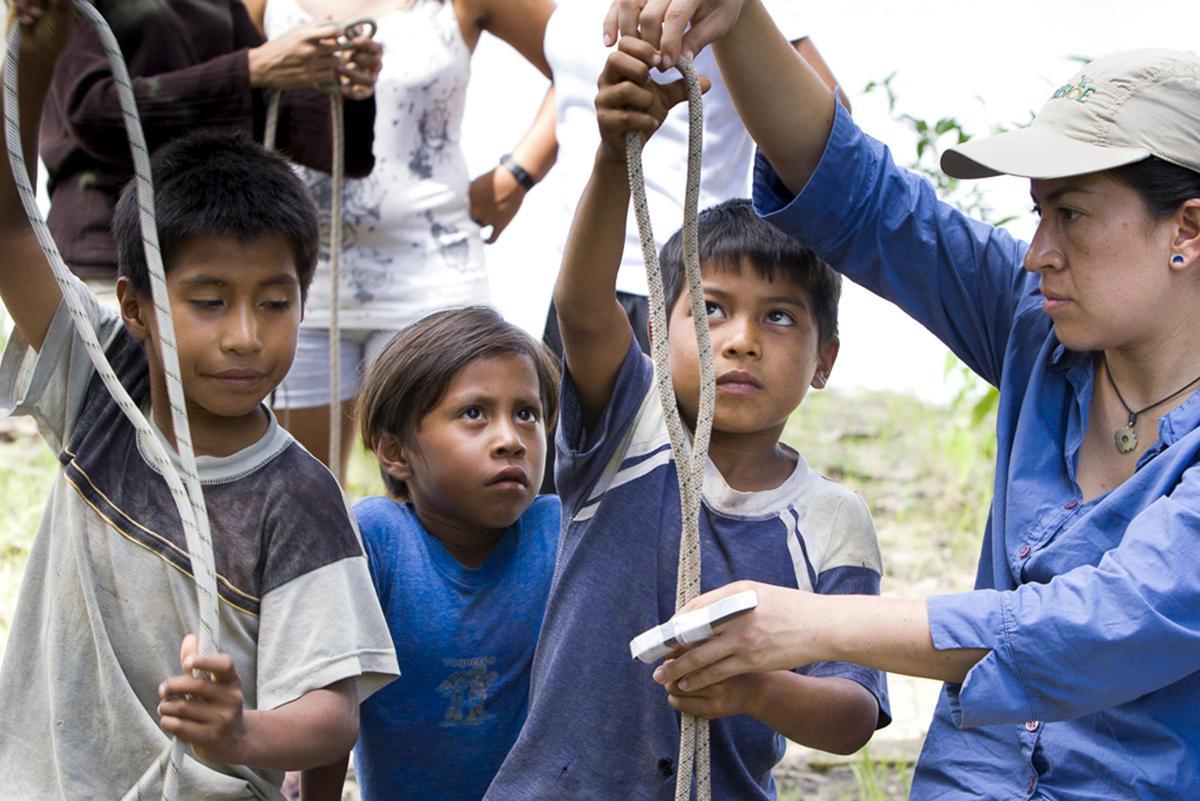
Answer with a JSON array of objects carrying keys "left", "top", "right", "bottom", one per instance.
[{"left": 605, "top": 2, "right": 1200, "bottom": 799}]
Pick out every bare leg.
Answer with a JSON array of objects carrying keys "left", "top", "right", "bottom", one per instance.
[{"left": 276, "top": 400, "right": 357, "bottom": 477}]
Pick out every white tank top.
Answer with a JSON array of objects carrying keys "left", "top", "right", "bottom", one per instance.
[
  {"left": 545, "top": 0, "right": 805, "bottom": 297},
  {"left": 264, "top": 0, "right": 488, "bottom": 330}
]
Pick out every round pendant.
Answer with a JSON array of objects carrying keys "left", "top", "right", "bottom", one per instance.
[{"left": 1114, "top": 425, "right": 1138, "bottom": 454}]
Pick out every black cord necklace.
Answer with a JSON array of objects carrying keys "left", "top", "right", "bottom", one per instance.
[{"left": 1103, "top": 355, "right": 1200, "bottom": 454}]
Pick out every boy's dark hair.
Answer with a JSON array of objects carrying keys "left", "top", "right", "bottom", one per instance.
[
  {"left": 113, "top": 129, "right": 320, "bottom": 300},
  {"left": 357, "top": 306, "right": 561, "bottom": 500},
  {"left": 659, "top": 198, "right": 842, "bottom": 344}
]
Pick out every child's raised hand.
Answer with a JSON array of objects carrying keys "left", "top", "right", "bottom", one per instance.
[
  {"left": 664, "top": 670, "right": 767, "bottom": 720},
  {"left": 157, "top": 634, "right": 251, "bottom": 765},
  {"left": 602, "top": 0, "right": 747, "bottom": 69},
  {"left": 595, "top": 36, "right": 710, "bottom": 165}
]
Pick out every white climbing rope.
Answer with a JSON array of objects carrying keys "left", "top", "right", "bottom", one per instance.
[
  {"left": 263, "top": 18, "right": 375, "bottom": 484},
  {"left": 4, "top": 5, "right": 220, "bottom": 800},
  {"left": 625, "top": 58, "right": 715, "bottom": 801}
]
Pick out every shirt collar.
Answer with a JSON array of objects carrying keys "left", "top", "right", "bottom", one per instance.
[{"left": 1049, "top": 343, "right": 1200, "bottom": 447}]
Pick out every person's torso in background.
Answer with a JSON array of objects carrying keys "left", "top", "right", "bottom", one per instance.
[
  {"left": 264, "top": 0, "right": 487, "bottom": 330},
  {"left": 545, "top": 0, "right": 804, "bottom": 296}
]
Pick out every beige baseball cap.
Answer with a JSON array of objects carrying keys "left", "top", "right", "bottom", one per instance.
[{"left": 942, "top": 49, "right": 1200, "bottom": 180}]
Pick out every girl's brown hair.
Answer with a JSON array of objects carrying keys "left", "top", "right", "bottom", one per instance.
[{"left": 356, "top": 306, "right": 560, "bottom": 499}]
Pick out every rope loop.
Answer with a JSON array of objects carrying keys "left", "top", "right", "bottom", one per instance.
[
  {"left": 625, "top": 57, "right": 714, "bottom": 801},
  {"left": 263, "top": 16, "right": 376, "bottom": 484}
]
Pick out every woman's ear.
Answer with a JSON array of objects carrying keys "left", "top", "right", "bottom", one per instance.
[
  {"left": 117, "top": 277, "right": 152, "bottom": 343},
  {"left": 811, "top": 335, "right": 840, "bottom": 390},
  {"left": 1171, "top": 198, "right": 1200, "bottom": 270},
  {"left": 374, "top": 433, "right": 414, "bottom": 485}
]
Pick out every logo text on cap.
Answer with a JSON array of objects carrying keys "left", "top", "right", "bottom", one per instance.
[{"left": 1051, "top": 75, "right": 1097, "bottom": 104}]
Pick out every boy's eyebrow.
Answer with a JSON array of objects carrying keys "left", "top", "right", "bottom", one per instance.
[
  {"left": 705, "top": 286, "right": 809, "bottom": 309},
  {"left": 176, "top": 273, "right": 300, "bottom": 288},
  {"left": 259, "top": 273, "right": 301, "bottom": 288},
  {"left": 760, "top": 294, "right": 809, "bottom": 309},
  {"left": 177, "top": 275, "right": 226, "bottom": 287}
]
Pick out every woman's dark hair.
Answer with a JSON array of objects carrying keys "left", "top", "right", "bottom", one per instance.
[
  {"left": 113, "top": 129, "right": 320, "bottom": 301},
  {"left": 659, "top": 198, "right": 842, "bottom": 345},
  {"left": 356, "top": 306, "right": 560, "bottom": 500},
  {"left": 1110, "top": 156, "right": 1200, "bottom": 220}
]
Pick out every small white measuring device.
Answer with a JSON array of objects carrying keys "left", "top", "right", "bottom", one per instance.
[{"left": 630, "top": 590, "right": 758, "bottom": 664}]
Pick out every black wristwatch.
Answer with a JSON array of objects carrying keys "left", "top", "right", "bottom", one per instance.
[{"left": 499, "top": 153, "right": 537, "bottom": 191}]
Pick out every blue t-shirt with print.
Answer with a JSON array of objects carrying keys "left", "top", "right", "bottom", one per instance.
[
  {"left": 485, "top": 344, "right": 889, "bottom": 801},
  {"left": 352, "top": 495, "right": 560, "bottom": 801}
]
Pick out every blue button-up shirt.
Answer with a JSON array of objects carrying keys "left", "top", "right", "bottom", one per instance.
[{"left": 754, "top": 102, "right": 1200, "bottom": 800}]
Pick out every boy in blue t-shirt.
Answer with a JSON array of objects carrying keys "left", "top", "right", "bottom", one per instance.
[
  {"left": 485, "top": 40, "right": 888, "bottom": 801},
  {"left": 300, "top": 306, "right": 562, "bottom": 801}
]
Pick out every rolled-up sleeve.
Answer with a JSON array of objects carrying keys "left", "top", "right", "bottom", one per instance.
[
  {"left": 752, "top": 101, "right": 1032, "bottom": 388},
  {"left": 928, "top": 467, "right": 1200, "bottom": 728}
]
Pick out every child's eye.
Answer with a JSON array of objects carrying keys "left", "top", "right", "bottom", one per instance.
[
  {"left": 461, "top": 406, "right": 484, "bottom": 421},
  {"left": 1058, "top": 207, "right": 1082, "bottom": 223},
  {"left": 262, "top": 299, "right": 291, "bottom": 311},
  {"left": 766, "top": 310, "right": 796, "bottom": 326},
  {"left": 190, "top": 299, "right": 223, "bottom": 309},
  {"left": 516, "top": 407, "right": 541, "bottom": 423},
  {"left": 704, "top": 301, "right": 725, "bottom": 319}
]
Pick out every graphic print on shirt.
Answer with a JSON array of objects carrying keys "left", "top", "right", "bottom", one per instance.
[
  {"left": 408, "top": 83, "right": 454, "bottom": 179},
  {"left": 438, "top": 656, "right": 499, "bottom": 726},
  {"left": 303, "top": 168, "right": 393, "bottom": 303},
  {"left": 423, "top": 209, "right": 471, "bottom": 272}
]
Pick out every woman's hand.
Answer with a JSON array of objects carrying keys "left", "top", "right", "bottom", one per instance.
[
  {"left": 248, "top": 20, "right": 344, "bottom": 92},
  {"left": 652, "top": 581, "right": 825, "bottom": 693},
  {"left": 595, "top": 36, "right": 709, "bottom": 165},
  {"left": 469, "top": 167, "right": 525, "bottom": 244},
  {"left": 602, "top": 0, "right": 748, "bottom": 68},
  {"left": 336, "top": 34, "right": 382, "bottom": 101}
]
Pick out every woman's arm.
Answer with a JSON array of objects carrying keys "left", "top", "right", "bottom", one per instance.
[
  {"left": 794, "top": 36, "right": 850, "bottom": 114},
  {"left": 468, "top": 87, "right": 557, "bottom": 242},
  {"left": 655, "top": 585, "right": 984, "bottom": 688},
  {"left": 243, "top": 0, "right": 267, "bottom": 31},
  {"left": 659, "top": 467, "right": 1200, "bottom": 728},
  {"left": 463, "top": 0, "right": 557, "bottom": 241}
]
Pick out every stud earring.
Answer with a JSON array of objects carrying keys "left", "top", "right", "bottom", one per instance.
[{"left": 1172, "top": 254, "right": 1186, "bottom": 267}]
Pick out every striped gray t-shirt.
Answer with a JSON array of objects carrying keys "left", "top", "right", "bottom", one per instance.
[
  {"left": 0, "top": 286, "right": 398, "bottom": 800},
  {"left": 488, "top": 342, "right": 889, "bottom": 801}
]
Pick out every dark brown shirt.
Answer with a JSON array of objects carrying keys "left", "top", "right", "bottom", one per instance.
[{"left": 40, "top": 0, "right": 376, "bottom": 279}]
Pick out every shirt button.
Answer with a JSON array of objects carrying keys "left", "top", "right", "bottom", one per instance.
[
  {"left": 1017, "top": 544, "right": 1031, "bottom": 559},
  {"left": 1064, "top": 499, "right": 1079, "bottom": 510},
  {"left": 1025, "top": 720, "right": 1040, "bottom": 732}
]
